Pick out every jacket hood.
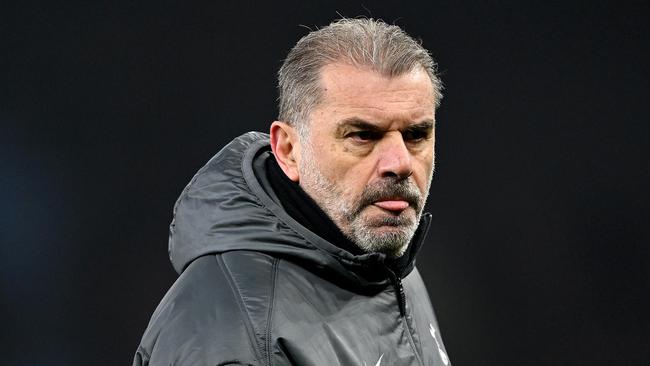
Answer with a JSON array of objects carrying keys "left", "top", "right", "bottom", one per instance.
[{"left": 168, "top": 132, "right": 431, "bottom": 289}]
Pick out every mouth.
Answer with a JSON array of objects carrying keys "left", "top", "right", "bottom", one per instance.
[
  {"left": 372, "top": 198, "right": 411, "bottom": 212},
  {"left": 355, "top": 180, "right": 422, "bottom": 217}
]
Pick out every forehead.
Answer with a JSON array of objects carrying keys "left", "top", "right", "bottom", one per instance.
[{"left": 314, "top": 63, "right": 436, "bottom": 128}]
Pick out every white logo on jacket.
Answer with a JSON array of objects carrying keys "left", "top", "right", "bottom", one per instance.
[
  {"left": 364, "top": 353, "right": 383, "bottom": 366},
  {"left": 362, "top": 325, "right": 449, "bottom": 366}
]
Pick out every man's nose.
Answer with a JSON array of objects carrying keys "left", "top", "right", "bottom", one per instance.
[{"left": 376, "top": 133, "right": 413, "bottom": 179}]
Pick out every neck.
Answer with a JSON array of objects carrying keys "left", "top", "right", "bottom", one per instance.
[{"left": 265, "top": 156, "right": 365, "bottom": 256}]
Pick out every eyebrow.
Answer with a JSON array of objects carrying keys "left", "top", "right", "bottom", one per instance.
[
  {"left": 336, "top": 118, "right": 383, "bottom": 133},
  {"left": 404, "top": 120, "right": 435, "bottom": 133},
  {"left": 336, "top": 117, "right": 435, "bottom": 134}
]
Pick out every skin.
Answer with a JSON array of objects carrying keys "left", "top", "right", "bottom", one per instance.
[{"left": 271, "top": 62, "right": 436, "bottom": 257}]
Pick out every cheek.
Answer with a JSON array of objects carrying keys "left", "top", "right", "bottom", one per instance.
[
  {"left": 327, "top": 159, "right": 375, "bottom": 198},
  {"left": 314, "top": 140, "right": 356, "bottom": 174},
  {"left": 311, "top": 144, "right": 339, "bottom": 176},
  {"left": 414, "top": 153, "right": 435, "bottom": 191}
]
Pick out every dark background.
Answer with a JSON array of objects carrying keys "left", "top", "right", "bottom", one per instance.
[{"left": 2, "top": 1, "right": 648, "bottom": 365}]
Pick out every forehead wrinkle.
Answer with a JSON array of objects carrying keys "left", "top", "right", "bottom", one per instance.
[
  {"left": 340, "top": 104, "right": 434, "bottom": 126},
  {"left": 323, "top": 86, "right": 435, "bottom": 115},
  {"left": 324, "top": 87, "right": 432, "bottom": 104}
]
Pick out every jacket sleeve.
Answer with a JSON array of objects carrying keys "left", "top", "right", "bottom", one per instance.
[
  {"left": 133, "top": 348, "right": 257, "bottom": 366},
  {"left": 132, "top": 256, "right": 264, "bottom": 366},
  {"left": 133, "top": 346, "right": 258, "bottom": 366}
]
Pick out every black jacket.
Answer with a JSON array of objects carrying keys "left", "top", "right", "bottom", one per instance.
[{"left": 134, "top": 132, "right": 451, "bottom": 366}]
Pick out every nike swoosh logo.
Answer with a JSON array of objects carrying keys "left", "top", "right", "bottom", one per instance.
[{"left": 364, "top": 353, "right": 383, "bottom": 366}]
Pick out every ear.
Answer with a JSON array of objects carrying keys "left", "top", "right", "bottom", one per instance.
[{"left": 270, "top": 121, "right": 300, "bottom": 182}]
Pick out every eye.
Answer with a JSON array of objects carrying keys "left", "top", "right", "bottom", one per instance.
[
  {"left": 402, "top": 129, "right": 430, "bottom": 142},
  {"left": 347, "top": 130, "right": 381, "bottom": 142}
]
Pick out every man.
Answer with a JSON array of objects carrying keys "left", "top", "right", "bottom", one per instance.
[{"left": 134, "top": 18, "right": 450, "bottom": 365}]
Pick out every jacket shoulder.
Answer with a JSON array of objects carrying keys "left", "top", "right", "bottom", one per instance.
[{"left": 135, "top": 252, "right": 279, "bottom": 366}]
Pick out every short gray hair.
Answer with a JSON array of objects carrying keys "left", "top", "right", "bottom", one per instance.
[{"left": 277, "top": 18, "right": 443, "bottom": 136}]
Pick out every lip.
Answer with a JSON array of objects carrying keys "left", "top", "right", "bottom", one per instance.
[{"left": 373, "top": 199, "right": 410, "bottom": 212}]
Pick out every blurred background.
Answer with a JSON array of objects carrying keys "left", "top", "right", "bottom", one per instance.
[{"left": 1, "top": 1, "right": 648, "bottom": 365}]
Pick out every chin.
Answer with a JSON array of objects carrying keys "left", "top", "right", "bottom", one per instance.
[
  {"left": 363, "top": 206, "right": 416, "bottom": 226},
  {"left": 374, "top": 236, "right": 410, "bottom": 258},
  {"left": 349, "top": 223, "right": 416, "bottom": 257}
]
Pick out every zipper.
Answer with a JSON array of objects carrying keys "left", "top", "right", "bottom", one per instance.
[
  {"left": 384, "top": 212, "right": 432, "bottom": 317},
  {"left": 386, "top": 268, "right": 406, "bottom": 316},
  {"left": 386, "top": 266, "right": 425, "bottom": 365},
  {"left": 379, "top": 213, "right": 432, "bottom": 364}
]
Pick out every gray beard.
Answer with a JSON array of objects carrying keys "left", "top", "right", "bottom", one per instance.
[{"left": 298, "top": 143, "right": 430, "bottom": 258}]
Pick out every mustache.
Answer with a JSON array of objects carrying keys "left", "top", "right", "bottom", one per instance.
[{"left": 353, "top": 178, "right": 423, "bottom": 215}]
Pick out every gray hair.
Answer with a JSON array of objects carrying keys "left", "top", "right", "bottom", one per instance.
[{"left": 277, "top": 18, "right": 443, "bottom": 137}]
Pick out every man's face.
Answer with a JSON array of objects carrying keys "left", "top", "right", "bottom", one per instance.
[{"left": 296, "top": 63, "right": 436, "bottom": 257}]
